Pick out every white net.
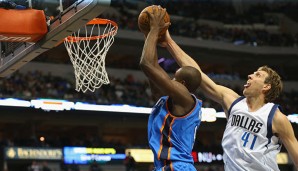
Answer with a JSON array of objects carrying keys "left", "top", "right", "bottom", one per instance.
[{"left": 64, "top": 19, "right": 117, "bottom": 93}]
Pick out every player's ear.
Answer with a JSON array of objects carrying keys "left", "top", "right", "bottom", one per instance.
[
  {"left": 180, "top": 80, "right": 186, "bottom": 86},
  {"left": 263, "top": 84, "right": 271, "bottom": 91}
]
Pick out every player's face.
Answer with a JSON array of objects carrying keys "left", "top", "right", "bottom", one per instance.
[{"left": 243, "top": 69, "right": 269, "bottom": 97}]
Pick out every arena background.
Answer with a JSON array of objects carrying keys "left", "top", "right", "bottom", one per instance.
[{"left": 0, "top": 0, "right": 297, "bottom": 171}]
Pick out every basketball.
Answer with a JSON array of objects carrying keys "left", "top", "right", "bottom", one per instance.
[{"left": 138, "top": 5, "right": 170, "bottom": 36}]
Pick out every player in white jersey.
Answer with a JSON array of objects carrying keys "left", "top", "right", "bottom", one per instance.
[
  {"left": 158, "top": 31, "right": 298, "bottom": 170},
  {"left": 222, "top": 97, "right": 282, "bottom": 170}
]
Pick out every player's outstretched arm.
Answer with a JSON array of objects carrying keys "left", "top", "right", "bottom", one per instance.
[
  {"left": 139, "top": 6, "right": 194, "bottom": 115},
  {"left": 160, "top": 31, "right": 239, "bottom": 113},
  {"left": 273, "top": 110, "right": 298, "bottom": 170}
]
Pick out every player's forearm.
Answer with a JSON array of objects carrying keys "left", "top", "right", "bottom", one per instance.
[
  {"left": 140, "top": 29, "right": 160, "bottom": 66},
  {"left": 166, "top": 38, "right": 202, "bottom": 72}
]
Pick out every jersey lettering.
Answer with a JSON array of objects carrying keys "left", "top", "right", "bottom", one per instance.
[{"left": 231, "top": 114, "right": 263, "bottom": 133}]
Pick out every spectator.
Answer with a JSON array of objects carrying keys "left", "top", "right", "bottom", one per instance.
[
  {"left": 123, "top": 152, "right": 136, "bottom": 171},
  {"left": 41, "top": 162, "right": 51, "bottom": 171},
  {"left": 89, "top": 160, "right": 102, "bottom": 171},
  {"left": 28, "top": 161, "right": 41, "bottom": 171},
  {"left": 60, "top": 159, "right": 68, "bottom": 171}
]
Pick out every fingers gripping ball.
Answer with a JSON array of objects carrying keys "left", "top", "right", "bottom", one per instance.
[{"left": 138, "top": 5, "right": 170, "bottom": 37}]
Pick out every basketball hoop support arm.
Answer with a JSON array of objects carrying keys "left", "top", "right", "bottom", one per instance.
[{"left": 0, "top": 0, "right": 111, "bottom": 77}]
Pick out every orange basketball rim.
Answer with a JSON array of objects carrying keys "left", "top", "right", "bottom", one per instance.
[{"left": 64, "top": 18, "right": 118, "bottom": 42}]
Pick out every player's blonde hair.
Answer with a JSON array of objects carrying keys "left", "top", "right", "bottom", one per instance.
[{"left": 259, "top": 66, "right": 283, "bottom": 103}]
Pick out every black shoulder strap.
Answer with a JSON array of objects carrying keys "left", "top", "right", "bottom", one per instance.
[{"left": 227, "top": 96, "right": 245, "bottom": 118}]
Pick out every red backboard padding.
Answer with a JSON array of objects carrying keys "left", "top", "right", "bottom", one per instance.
[{"left": 0, "top": 8, "right": 48, "bottom": 42}]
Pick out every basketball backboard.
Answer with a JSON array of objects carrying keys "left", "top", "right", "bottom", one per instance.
[{"left": 0, "top": 0, "right": 111, "bottom": 77}]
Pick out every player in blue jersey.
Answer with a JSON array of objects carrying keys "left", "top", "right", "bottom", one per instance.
[
  {"left": 158, "top": 30, "right": 298, "bottom": 170},
  {"left": 139, "top": 6, "right": 203, "bottom": 171}
]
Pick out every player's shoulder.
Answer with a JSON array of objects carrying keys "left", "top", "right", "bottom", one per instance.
[
  {"left": 222, "top": 85, "right": 240, "bottom": 103},
  {"left": 226, "top": 95, "right": 244, "bottom": 109},
  {"left": 272, "top": 109, "right": 290, "bottom": 134},
  {"left": 273, "top": 109, "right": 288, "bottom": 123}
]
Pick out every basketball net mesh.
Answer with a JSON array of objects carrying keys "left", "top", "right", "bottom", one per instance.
[{"left": 64, "top": 19, "right": 117, "bottom": 93}]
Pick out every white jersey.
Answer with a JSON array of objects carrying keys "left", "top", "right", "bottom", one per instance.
[{"left": 222, "top": 97, "right": 282, "bottom": 171}]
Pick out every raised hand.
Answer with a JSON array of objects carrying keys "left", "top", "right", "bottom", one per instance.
[{"left": 145, "top": 5, "right": 170, "bottom": 34}]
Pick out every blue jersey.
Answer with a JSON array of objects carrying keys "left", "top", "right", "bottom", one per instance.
[{"left": 148, "top": 95, "right": 202, "bottom": 170}]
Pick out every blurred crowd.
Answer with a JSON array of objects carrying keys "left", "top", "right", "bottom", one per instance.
[
  {"left": 0, "top": 70, "right": 235, "bottom": 155},
  {"left": 107, "top": 0, "right": 298, "bottom": 47},
  {"left": 0, "top": 69, "right": 297, "bottom": 114},
  {"left": 1, "top": 1, "right": 297, "bottom": 171}
]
